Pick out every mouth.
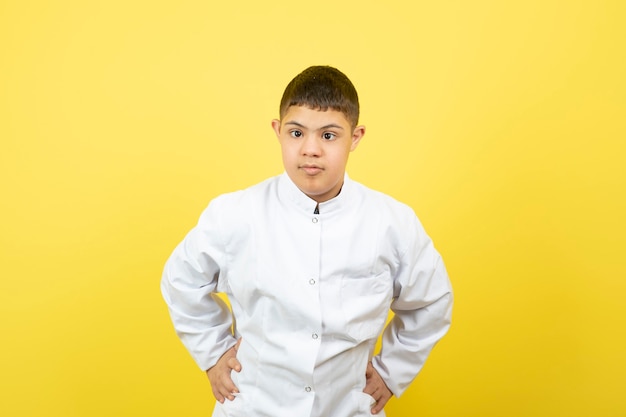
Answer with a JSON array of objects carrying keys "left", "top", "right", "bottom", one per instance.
[{"left": 300, "top": 164, "right": 323, "bottom": 175}]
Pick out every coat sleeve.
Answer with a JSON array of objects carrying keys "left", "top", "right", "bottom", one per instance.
[
  {"left": 372, "top": 212, "right": 453, "bottom": 397},
  {"left": 161, "top": 197, "right": 237, "bottom": 371}
]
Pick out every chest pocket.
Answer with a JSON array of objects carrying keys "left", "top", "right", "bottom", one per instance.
[{"left": 340, "top": 271, "right": 393, "bottom": 342}]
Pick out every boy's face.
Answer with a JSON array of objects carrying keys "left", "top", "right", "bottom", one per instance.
[{"left": 272, "top": 105, "right": 365, "bottom": 204}]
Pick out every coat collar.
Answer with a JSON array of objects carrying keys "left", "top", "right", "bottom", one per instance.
[{"left": 278, "top": 172, "right": 353, "bottom": 215}]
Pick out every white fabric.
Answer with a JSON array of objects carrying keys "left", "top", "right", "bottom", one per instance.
[{"left": 161, "top": 173, "right": 453, "bottom": 417}]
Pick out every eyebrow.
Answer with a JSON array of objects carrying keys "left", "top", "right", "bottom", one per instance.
[{"left": 284, "top": 121, "right": 345, "bottom": 130}]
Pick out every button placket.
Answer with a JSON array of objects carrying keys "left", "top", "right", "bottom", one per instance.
[{"left": 302, "top": 205, "right": 320, "bottom": 398}]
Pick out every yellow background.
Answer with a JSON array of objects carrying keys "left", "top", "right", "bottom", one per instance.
[{"left": 1, "top": 1, "right": 624, "bottom": 416}]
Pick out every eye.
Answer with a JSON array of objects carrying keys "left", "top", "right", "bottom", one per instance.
[
  {"left": 322, "top": 132, "right": 336, "bottom": 141},
  {"left": 290, "top": 130, "right": 303, "bottom": 138}
]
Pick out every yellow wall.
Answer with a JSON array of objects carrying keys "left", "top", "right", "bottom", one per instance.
[{"left": 1, "top": 1, "right": 624, "bottom": 416}]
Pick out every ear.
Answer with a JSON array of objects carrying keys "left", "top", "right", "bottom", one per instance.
[
  {"left": 271, "top": 119, "right": 281, "bottom": 138},
  {"left": 350, "top": 125, "right": 366, "bottom": 151}
]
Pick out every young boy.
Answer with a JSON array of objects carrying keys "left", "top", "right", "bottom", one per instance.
[{"left": 161, "top": 66, "right": 453, "bottom": 417}]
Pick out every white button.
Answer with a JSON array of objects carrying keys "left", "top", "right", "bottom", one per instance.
[
  {"left": 305, "top": 386, "right": 312, "bottom": 392},
  {"left": 312, "top": 333, "right": 318, "bottom": 339},
  {"left": 309, "top": 279, "right": 316, "bottom": 285},
  {"left": 312, "top": 217, "right": 318, "bottom": 223}
]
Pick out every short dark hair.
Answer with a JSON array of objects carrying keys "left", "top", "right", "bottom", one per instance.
[{"left": 279, "top": 66, "right": 360, "bottom": 128}]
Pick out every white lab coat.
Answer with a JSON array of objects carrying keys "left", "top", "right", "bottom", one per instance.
[{"left": 162, "top": 173, "right": 453, "bottom": 417}]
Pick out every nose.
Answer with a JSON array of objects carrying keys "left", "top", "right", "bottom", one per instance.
[{"left": 301, "top": 134, "right": 322, "bottom": 157}]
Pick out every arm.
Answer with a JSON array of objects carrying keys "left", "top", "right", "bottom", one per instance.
[
  {"left": 161, "top": 199, "right": 238, "bottom": 374},
  {"left": 372, "top": 214, "right": 453, "bottom": 398}
]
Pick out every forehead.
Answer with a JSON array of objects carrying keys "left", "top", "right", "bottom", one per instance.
[{"left": 282, "top": 105, "right": 352, "bottom": 129}]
